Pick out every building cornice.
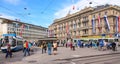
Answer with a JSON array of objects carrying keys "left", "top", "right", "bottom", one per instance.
[
  {"left": 91, "top": 5, "right": 120, "bottom": 14},
  {"left": 51, "top": 5, "right": 120, "bottom": 26},
  {"left": 54, "top": 7, "right": 94, "bottom": 23},
  {"left": 0, "top": 17, "right": 47, "bottom": 29}
]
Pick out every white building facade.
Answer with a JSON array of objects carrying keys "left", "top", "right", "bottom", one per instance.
[{"left": 0, "top": 18, "right": 48, "bottom": 41}]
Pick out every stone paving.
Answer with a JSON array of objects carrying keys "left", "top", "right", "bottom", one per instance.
[{"left": 6, "top": 47, "right": 120, "bottom": 64}]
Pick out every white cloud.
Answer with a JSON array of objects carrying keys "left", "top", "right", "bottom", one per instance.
[
  {"left": 0, "top": 13, "right": 18, "bottom": 20},
  {"left": 54, "top": 0, "right": 120, "bottom": 19},
  {"left": 4, "top": 0, "right": 21, "bottom": 5}
]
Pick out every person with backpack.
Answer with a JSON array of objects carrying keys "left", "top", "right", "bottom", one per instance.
[{"left": 24, "top": 40, "right": 30, "bottom": 56}]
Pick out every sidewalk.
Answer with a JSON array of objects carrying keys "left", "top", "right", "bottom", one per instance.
[{"left": 9, "top": 47, "right": 120, "bottom": 64}]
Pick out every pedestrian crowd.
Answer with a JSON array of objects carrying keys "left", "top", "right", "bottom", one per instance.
[
  {"left": 4, "top": 38, "right": 119, "bottom": 59},
  {"left": 63, "top": 39, "right": 119, "bottom": 52},
  {"left": 41, "top": 41, "right": 58, "bottom": 55}
]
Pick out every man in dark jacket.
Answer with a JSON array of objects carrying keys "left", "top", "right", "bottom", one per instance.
[
  {"left": 111, "top": 42, "right": 116, "bottom": 51},
  {"left": 6, "top": 44, "right": 12, "bottom": 58}
]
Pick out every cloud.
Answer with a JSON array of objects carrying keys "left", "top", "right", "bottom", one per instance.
[
  {"left": 4, "top": 0, "right": 21, "bottom": 5},
  {"left": 54, "top": 0, "right": 120, "bottom": 19},
  {"left": 0, "top": 13, "right": 18, "bottom": 20},
  {"left": 43, "top": 23, "right": 50, "bottom": 28}
]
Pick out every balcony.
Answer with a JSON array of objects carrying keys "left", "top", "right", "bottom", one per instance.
[
  {"left": 81, "top": 26, "right": 89, "bottom": 29},
  {"left": 82, "top": 33, "right": 89, "bottom": 36},
  {"left": 82, "top": 19, "right": 89, "bottom": 23}
]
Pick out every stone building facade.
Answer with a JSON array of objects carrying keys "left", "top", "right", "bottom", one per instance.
[{"left": 49, "top": 5, "right": 120, "bottom": 41}]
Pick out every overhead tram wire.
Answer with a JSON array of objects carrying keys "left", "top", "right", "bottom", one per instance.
[
  {"left": 40, "top": 0, "right": 56, "bottom": 21},
  {"left": 0, "top": 4, "right": 29, "bottom": 20},
  {"left": 40, "top": 0, "right": 55, "bottom": 14}
]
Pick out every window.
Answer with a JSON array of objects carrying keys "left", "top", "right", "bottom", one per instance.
[
  {"left": 59, "top": 27, "right": 60, "bottom": 30},
  {"left": 105, "top": 11, "right": 107, "bottom": 15},
  {"left": 73, "top": 31, "right": 76, "bottom": 36},
  {"left": 99, "top": 13, "right": 101, "bottom": 16},
  {"left": 113, "top": 11, "right": 114, "bottom": 14},
  {"left": 116, "top": 12, "right": 117, "bottom": 15},
  {"left": 79, "top": 31, "right": 80, "bottom": 35},
  {"left": 78, "top": 22, "right": 81, "bottom": 27},
  {"left": 93, "top": 15, "right": 95, "bottom": 18},
  {"left": 73, "top": 23, "right": 77, "bottom": 29}
]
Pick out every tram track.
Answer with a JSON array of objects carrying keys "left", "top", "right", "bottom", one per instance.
[
  {"left": 76, "top": 55, "right": 120, "bottom": 64},
  {"left": 54, "top": 52, "right": 120, "bottom": 64}
]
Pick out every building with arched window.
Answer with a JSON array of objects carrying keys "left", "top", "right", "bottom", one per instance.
[{"left": 49, "top": 4, "right": 120, "bottom": 41}]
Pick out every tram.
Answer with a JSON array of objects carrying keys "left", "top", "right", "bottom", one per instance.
[{"left": 0, "top": 34, "right": 23, "bottom": 53}]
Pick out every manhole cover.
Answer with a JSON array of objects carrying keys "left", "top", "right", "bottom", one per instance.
[{"left": 28, "top": 60, "right": 37, "bottom": 63}]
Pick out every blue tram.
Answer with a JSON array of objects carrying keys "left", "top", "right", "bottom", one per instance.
[{"left": 0, "top": 34, "right": 23, "bottom": 53}]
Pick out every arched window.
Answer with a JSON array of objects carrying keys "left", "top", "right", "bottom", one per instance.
[{"left": 105, "top": 11, "right": 107, "bottom": 15}]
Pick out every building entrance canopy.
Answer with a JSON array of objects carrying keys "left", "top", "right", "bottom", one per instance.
[{"left": 2, "top": 34, "right": 16, "bottom": 37}]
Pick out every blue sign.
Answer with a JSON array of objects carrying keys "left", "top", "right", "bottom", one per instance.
[
  {"left": 101, "top": 34, "right": 106, "bottom": 36},
  {"left": 2, "top": 34, "right": 16, "bottom": 36}
]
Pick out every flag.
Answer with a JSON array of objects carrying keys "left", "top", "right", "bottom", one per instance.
[
  {"left": 73, "top": 5, "right": 75, "bottom": 10},
  {"left": 48, "top": 30, "right": 50, "bottom": 37},
  {"left": 98, "top": 15, "right": 102, "bottom": 32},
  {"left": 118, "top": 16, "right": 120, "bottom": 32},
  {"left": 66, "top": 22, "right": 69, "bottom": 34},
  {"left": 116, "top": 16, "right": 118, "bottom": 32},
  {"left": 92, "top": 18, "right": 95, "bottom": 34},
  {"left": 71, "top": 0, "right": 75, "bottom": 10},
  {"left": 104, "top": 15, "right": 110, "bottom": 31},
  {"left": 20, "top": 24, "right": 25, "bottom": 37},
  {"left": 49, "top": 30, "right": 52, "bottom": 37}
]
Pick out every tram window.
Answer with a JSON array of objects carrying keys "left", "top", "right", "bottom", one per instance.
[
  {"left": 104, "top": 39, "right": 108, "bottom": 42},
  {"left": 12, "top": 39, "right": 16, "bottom": 46},
  {"left": 17, "top": 41, "right": 23, "bottom": 45},
  {"left": 109, "top": 39, "right": 114, "bottom": 42},
  {"left": 114, "top": 39, "right": 118, "bottom": 42}
]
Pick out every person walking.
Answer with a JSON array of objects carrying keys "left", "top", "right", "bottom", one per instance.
[
  {"left": 23, "top": 42, "right": 26, "bottom": 52},
  {"left": 111, "top": 42, "right": 116, "bottom": 51},
  {"left": 5, "top": 43, "right": 12, "bottom": 58},
  {"left": 65, "top": 43, "right": 68, "bottom": 48},
  {"left": 69, "top": 42, "right": 73, "bottom": 50},
  {"left": 47, "top": 41, "right": 52, "bottom": 55},
  {"left": 24, "top": 40, "right": 30, "bottom": 56},
  {"left": 53, "top": 41, "right": 57, "bottom": 55},
  {"left": 72, "top": 42, "right": 76, "bottom": 51},
  {"left": 41, "top": 41, "right": 47, "bottom": 54}
]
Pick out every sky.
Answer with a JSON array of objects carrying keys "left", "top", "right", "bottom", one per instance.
[{"left": 0, "top": 0, "right": 120, "bottom": 28}]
